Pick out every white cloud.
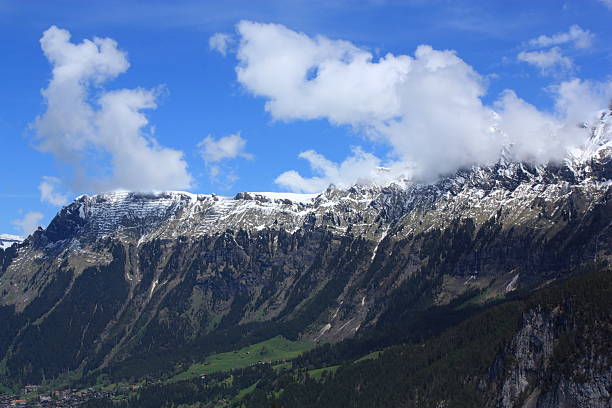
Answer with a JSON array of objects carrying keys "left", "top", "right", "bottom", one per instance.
[
  {"left": 553, "top": 78, "right": 612, "bottom": 127},
  {"left": 209, "top": 33, "right": 232, "bottom": 56},
  {"left": 197, "top": 133, "right": 253, "bottom": 185},
  {"left": 528, "top": 25, "right": 594, "bottom": 49},
  {"left": 33, "top": 26, "right": 192, "bottom": 193},
  {"left": 12, "top": 212, "right": 44, "bottom": 236},
  {"left": 235, "top": 21, "right": 411, "bottom": 124},
  {"left": 227, "top": 21, "right": 609, "bottom": 189},
  {"left": 493, "top": 91, "right": 566, "bottom": 163},
  {"left": 517, "top": 47, "right": 573, "bottom": 75},
  {"left": 599, "top": 0, "right": 612, "bottom": 9},
  {"left": 198, "top": 132, "right": 253, "bottom": 163},
  {"left": 39, "top": 176, "right": 68, "bottom": 206},
  {"left": 275, "top": 148, "right": 406, "bottom": 193}
]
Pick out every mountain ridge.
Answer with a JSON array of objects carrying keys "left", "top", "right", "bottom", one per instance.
[
  {"left": 0, "top": 109, "right": 610, "bottom": 399},
  {"left": 10, "top": 109, "right": 610, "bottom": 249}
]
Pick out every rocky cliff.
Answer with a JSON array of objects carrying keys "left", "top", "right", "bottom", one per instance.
[{"left": 498, "top": 305, "right": 611, "bottom": 408}]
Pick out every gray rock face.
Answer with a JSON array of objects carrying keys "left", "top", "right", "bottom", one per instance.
[
  {"left": 497, "top": 307, "right": 611, "bottom": 408},
  {"left": 500, "top": 308, "right": 558, "bottom": 408},
  {"left": 537, "top": 378, "right": 612, "bottom": 408}
]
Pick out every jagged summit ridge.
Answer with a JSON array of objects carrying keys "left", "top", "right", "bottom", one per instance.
[
  {"left": 30, "top": 109, "right": 611, "bottom": 247},
  {"left": 48, "top": 190, "right": 312, "bottom": 243},
  {"left": 43, "top": 188, "right": 383, "bottom": 245},
  {"left": 569, "top": 108, "right": 612, "bottom": 161}
]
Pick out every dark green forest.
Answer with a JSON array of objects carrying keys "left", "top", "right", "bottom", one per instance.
[{"left": 81, "top": 264, "right": 611, "bottom": 408}]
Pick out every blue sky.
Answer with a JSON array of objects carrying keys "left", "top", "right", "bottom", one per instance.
[{"left": 1, "top": 0, "right": 611, "bottom": 236}]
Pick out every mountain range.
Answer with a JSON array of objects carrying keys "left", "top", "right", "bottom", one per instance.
[{"left": 0, "top": 110, "right": 610, "bottom": 407}]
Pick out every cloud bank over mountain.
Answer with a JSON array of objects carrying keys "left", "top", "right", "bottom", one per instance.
[
  {"left": 27, "top": 23, "right": 612, "bottom": 198},
  {"left": 214, "top": 21, "right": 611, "bottom": 192}
]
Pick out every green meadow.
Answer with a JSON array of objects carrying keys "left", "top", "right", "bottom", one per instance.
[{"left": 170, "top": 336, "right": 314, "bottom": 382}]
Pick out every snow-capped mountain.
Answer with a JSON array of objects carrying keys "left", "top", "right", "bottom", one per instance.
[
  {"left": 0, "top": 109, "right": 609, "bottom": 398},
  {"left": 25, "top": 110, "right": 610, "bottom": 249}
]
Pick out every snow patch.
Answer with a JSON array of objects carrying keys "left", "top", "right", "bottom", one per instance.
[
  {"left": 505, "top": 273, "right": 520, "bottom": 293},
  {"left": 150, "top": 279, "right": 158, "bottom": 298},
  {"left": 317, "top": 323, "right": 332, "bottom": 340},
  {"left": 246, "top": 192, "right": 320, "bottom": 204},
  {"left": 370, "top": 226, "right": 389, "bottom": 261}
]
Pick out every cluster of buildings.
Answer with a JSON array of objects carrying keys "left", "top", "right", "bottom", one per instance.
[{"left": 0, "top": 387, "right": 122, "bottom": 407}]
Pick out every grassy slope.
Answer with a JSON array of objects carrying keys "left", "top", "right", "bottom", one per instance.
[
  {"left": 170, "top": 336, "right": 314, "bottom": 382},
  {"left": 308, "top": 351, "right": 382, "bottom": 379},
  {"left": 354, "top": 350, "right": 382, "bottom": 363},
  {"left": 300, "top": 349, "right": 388, "bottom": 391},
  {"left": 233, "top": 381, "right": 260, "bottom": 402},
  {"left": 308, "top": 365, "right": 340, "bottom": 380}
]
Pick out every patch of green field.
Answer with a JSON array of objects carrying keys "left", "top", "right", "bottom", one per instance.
[
  {"left": 0, "top": 383, "right": 13, "bottom": 394},
  {"left": 354, "top": 350, "right": 382, "bottom": 363},
  {"left": 307, "top": 350, "right": 383, "bottom": 381},
  {"left": 308, "top": 365, "right": 340, "bottom": 380},
  {"left": 233, "top": 380, "right": 259, "bottom": 401},
  {"left": 272, "top": 362, "right": 292, "bottom": 372},
  {"left": 170, "top": 336, "right": 314, "bottom": 382}
]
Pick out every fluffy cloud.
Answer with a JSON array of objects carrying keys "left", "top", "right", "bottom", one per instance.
[
  {"left": 39, "top": 176, "right": 68, "bottom": 206},
  {"left": 235, "top": 21, "right": 410, "bottom": 124},
  {"left": 275, "top": 148, "right": 406, "bottom": 193},
  {"left": 33, "top": 26, "right": 192, "bottom": 193},
  {"left": 518, "top": 25, "right": 594, "bottom": 77},
  {"left": 219, "top": 21, "right": 609, "bottom": 191},
  {"left": 599, "top": 0, "right": 612, "bottom": 10},
  {"left": 517, "top": 47, "right": 573, "bottom": 75},
  {"left": 553, "top": 78, "right": 612, "bottom": 127},
  {"left": 198, "top": 133, "right": 253, "bottom": 163},
  {"left": 209, "top": 33, "right": 232, "bottom": 56},
  {"left": 528, "top": 25, "right": 594, "bottom": 49},
  {"left": 198, "top": 133, "right": 253, "bottom": 183},
  {"left": 12, "top": 212, "right": 44, "bottom": 236}
]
